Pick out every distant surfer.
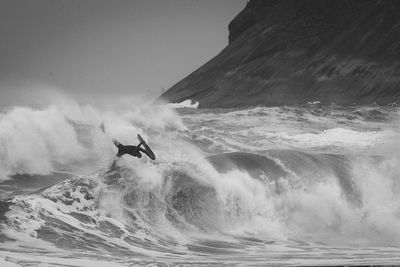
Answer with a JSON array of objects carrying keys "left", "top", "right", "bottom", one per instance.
[{"left": 100, "top": 123, "right": 156, "bottom": 161}]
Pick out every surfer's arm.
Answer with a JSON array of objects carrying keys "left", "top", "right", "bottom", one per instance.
[
  {"left": 112, "top": 139, "right": 122, "bottom": 148},
  {"left": 112, "top": 140, "right": 126, "bottom": 157},
  {"left": 135, "top": 141, "right": 144, "bottom": 151}
]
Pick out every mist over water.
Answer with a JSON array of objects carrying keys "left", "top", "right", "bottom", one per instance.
[{"left": 0, "top": 95, "right": 400, "bottom": 266}]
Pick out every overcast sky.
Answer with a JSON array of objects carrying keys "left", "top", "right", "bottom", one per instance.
[{"left": 0, "top": 0, "right": 244, "bottom": 106}]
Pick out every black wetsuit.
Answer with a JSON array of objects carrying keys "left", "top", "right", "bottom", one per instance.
[{"left": 113, "top": 140, "right": 150, "bottom": 158}]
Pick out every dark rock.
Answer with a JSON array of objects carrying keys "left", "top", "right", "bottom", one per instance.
[{"left": 159, "top": 0, "right": 400, "bottom": 108}]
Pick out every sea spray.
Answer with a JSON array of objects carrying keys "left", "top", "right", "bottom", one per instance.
[
  {"left": 0, "top": 103, "right": 185, "bottom": 180},
  {"left": 1, "top": 105, "right": 400, "bottom": 265}
]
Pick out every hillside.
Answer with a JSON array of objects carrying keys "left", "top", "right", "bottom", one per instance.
[{"left": 159, "top": 0, "right": 400, "bottom": 108}]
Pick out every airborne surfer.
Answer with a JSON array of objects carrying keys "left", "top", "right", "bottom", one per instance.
[
  {"left": 112, "top": 138, "right": 155, "bottom": 159},
  {"left": 100, "top": 123, "right": 156, "bottom": 160}
]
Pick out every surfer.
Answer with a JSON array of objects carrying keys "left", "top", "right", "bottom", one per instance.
[
  {"left": 100, "top": 123, "right": 156, "bottom": 160},
  {"left": 112, "top": 139, "right": 153, "bottom": 159}
]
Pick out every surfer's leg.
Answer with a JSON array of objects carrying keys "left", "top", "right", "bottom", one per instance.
[
  {"left": 132, "top": 142, "right": 143, "bottom": 157},
  {"left": 138, "top": 148, "right": 152, "bottom": 159}
]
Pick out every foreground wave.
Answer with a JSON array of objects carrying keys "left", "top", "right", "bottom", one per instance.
[
  {"left": 1, "top": 150, "right": 400, "bottom": 264},
  {"left": 0, "top": 104, "right": 400, "bottom": 266}
]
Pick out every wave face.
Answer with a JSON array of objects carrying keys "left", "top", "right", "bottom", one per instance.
[{"left": 1, "top": 104, "right": 400, "bottom": 266}]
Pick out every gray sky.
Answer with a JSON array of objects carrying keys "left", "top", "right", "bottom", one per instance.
[{"left": 0, "top": 0, "right": 244, "bottom": 105}]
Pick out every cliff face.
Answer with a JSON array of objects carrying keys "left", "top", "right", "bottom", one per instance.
[{"left": 159, "top": 0, "right": 400, "bottom": 108}]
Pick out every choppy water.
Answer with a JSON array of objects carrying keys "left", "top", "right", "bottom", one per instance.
[{"left": 0, "top": 103, "right": 400, "bottom": 266}]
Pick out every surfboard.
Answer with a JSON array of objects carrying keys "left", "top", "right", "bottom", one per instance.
[{"left": 137, "top": 134, "right": 156, "bottom": 160}]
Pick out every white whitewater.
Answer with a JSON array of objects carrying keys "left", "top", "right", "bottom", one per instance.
[{"left": 0, "top": 103, "right": 400, "bottom": 266}]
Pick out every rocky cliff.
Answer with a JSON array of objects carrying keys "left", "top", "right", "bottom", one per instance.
[{"left": 159, "top": 0, "right": 400, "bottom": 108}]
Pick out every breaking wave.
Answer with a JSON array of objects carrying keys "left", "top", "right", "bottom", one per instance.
[
  {"left": 0, "top": 103, "right": 184, "bottom": 179},
  {"left": 1, "top": 104, "right": 400, "bottom": 265}
]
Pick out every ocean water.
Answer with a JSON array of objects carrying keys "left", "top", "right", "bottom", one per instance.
[{"left": 0, "top": 103, "right": 400, "bottom": 266}]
